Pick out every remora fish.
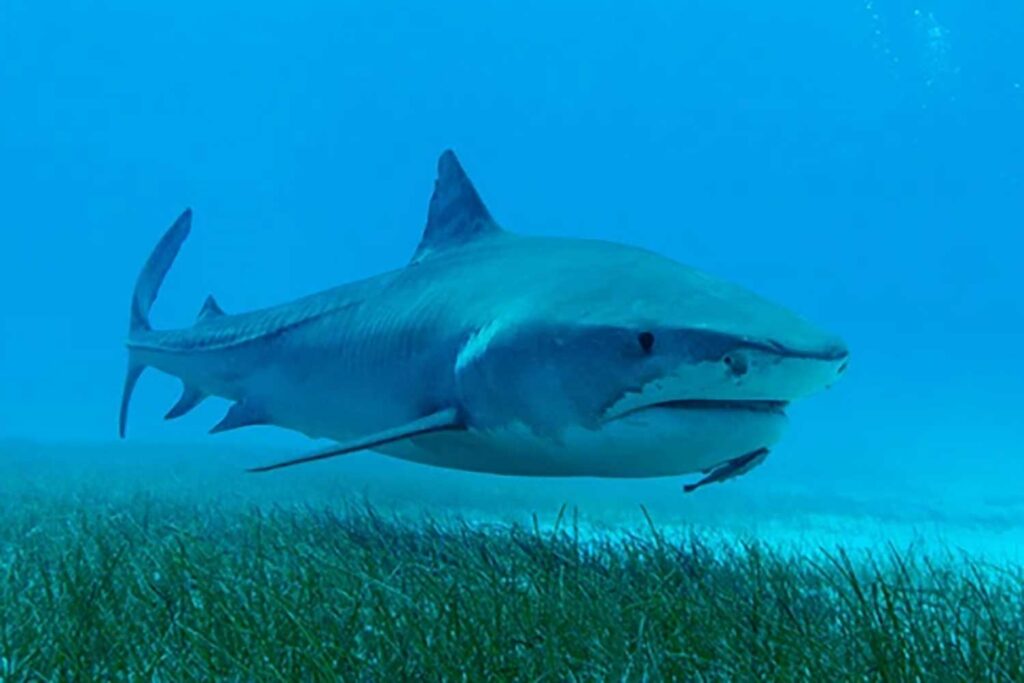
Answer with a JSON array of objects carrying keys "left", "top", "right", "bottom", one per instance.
[{"left": 120, "top": 151, "right": 849, "bottom": 491}]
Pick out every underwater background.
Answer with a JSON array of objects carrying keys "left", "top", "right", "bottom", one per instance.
[{"left": 1, "top": 2, "right": 1023, "bottom": 678}]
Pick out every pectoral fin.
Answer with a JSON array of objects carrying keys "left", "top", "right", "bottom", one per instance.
[{"left": 247, "top": 408, "right": 464, "bottom": 473}]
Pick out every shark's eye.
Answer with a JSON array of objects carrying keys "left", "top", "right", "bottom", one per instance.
[{"left": 637, "top": 331, "right": 655, "bottom": 354}]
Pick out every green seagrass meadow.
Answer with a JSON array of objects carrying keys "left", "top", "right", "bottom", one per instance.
[{"left": 1, "top": 442, "right": 1021, "bottom": 681}]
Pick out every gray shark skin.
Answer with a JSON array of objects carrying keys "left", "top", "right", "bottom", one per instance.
[{"left": 120, "top": 151, "right": 849, "bottom": 488}]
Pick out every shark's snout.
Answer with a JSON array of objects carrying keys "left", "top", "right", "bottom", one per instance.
[
  {"left": 760, "top": 332, "right": 850, "bottom": 389},
  {"left": 740, "top": 332, "right": 849, "bottom": 400},
  {"left": 764, "top": 337, "right": 849, "bottom": 363}
]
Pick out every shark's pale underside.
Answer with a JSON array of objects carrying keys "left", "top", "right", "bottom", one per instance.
[{"left": 120, "top": 151, "right": 849, "bottom": 491}]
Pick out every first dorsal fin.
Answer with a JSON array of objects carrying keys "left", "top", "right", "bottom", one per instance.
[
  {"left": 197, "top": 295, "right": 225, "bottom": 321},
  {"left": 411, "top": 150, "right": 503, "bottom": 263}
]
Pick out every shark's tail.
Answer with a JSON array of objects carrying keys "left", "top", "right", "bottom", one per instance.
[{"left": 119, "top": 208, "right": 193, "bottom": 438}]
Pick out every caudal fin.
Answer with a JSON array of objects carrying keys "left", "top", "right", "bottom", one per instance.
[{"left": 119, "top": 208, "right": 193, "bottom": 438}]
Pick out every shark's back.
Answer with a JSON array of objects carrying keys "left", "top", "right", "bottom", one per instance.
[{"left": 128, "top": 270, "right": 400, "bottom": 355}]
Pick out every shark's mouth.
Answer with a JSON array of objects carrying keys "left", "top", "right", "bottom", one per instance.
[
  {"left": 602, "top": 397, "right": 786, "bottom": 423},
  {"left": 625, "top": 399, "right": 789, "bottom": 418}
]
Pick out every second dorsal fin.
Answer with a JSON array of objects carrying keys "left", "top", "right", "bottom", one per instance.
[
  {"left": 411, "top": 150, "right": 503, "bottom": 263},
  {"left": 197, "top": 295, "right": 225, "bottom": 322}
]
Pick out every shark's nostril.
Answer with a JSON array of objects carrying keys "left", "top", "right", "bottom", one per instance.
[{"left": 837, "top": 360, "right": 849, "bottom": 374}]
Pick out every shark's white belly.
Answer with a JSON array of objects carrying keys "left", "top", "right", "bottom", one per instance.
[{"left": 375, "top": 406, "right": 787, "bottom": 478}]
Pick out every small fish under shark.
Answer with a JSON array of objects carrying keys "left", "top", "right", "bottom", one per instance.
[{"left": 120, "top": 151, "right": 849, "bottom": 492}]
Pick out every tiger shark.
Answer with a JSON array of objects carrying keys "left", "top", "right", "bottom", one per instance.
[{"left": 120, "top": 150, "right": 848, "bottom": 491}]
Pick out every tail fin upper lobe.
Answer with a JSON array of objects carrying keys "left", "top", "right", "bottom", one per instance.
[{"left": 119, "top": 208, "right": 193, "bottom": 437}]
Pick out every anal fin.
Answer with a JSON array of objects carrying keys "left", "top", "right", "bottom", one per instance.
[{"left": 248, "top": 408, "right": 463, "bottom": 473}]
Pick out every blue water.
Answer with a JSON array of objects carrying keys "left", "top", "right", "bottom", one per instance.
[{"left": 2, "top": 2, "right": 1022, "bottom": 556}]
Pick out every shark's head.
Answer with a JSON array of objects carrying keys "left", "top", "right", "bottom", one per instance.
[
  {"left": 453, "top": 238, "right": 849, "bottom": 475},
  {"left": 390, "top": 150, "right": 851, "bottom": 479}
]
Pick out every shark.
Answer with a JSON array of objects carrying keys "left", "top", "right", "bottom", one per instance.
[{"left": 120, "top": 150, "right": 849, "bottom": 491}]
